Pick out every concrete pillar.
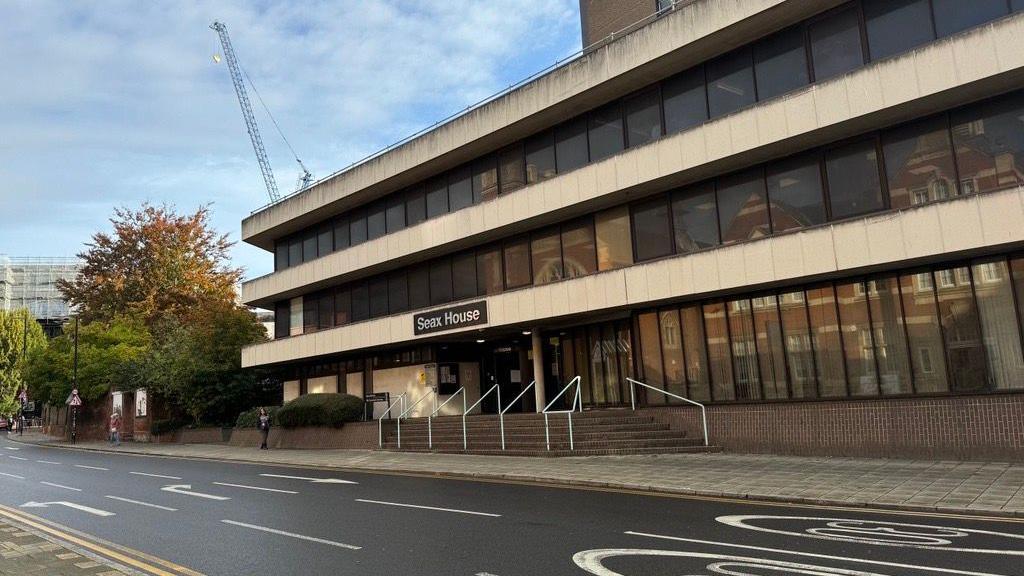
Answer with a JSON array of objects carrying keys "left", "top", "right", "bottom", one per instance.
[{"left": 531, "top": 330, "right": 545, "bottom": 413}]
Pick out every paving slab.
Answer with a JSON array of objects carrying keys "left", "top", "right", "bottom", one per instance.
[{"left": 0, "top": 517, "right": 130, "bottom": 576}]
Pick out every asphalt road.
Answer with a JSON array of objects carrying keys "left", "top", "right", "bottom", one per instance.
[{"left": 1, "top": 434, "right": 1022, "bottom": 576}]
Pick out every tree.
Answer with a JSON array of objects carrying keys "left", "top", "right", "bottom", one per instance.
[
  {"left": 0, "top": 309, "right": 46, "bottom": 416},
  {"left": 58, "top": 204, "right": 241, "bottom": 325}
]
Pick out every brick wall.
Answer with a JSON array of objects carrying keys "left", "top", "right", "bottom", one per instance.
[
  {"left": 229, "top": 422, "right": 378, "bottom": 450},
  {"left": 641, "top": 393, "right": 1024, "bottom": 461}
]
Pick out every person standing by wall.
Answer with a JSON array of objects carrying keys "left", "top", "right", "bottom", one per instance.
[
  {"left": 108, "top": 409, "right": 122, "bottom": 446},
  {"left": 257, "top": 408, "right": 271, "bottom": 450}
]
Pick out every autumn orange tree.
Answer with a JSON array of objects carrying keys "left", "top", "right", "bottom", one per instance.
[{"left": 58, "top": 204, "right": 241, "bottom": 325}]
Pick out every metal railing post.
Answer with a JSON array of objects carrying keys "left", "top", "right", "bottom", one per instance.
[
  {"left": 463, "top": 384, "right": 500, "bottom": 451},
  {"left": 377, "top": 393, "right": 406, "bottom": 448},
  {"left": 428, "top": 387, "right": 465, "bottom": 450},
  {"left": 542, "top": 375, "right": 582, "bottom": 452},
  {"left": 499, "top": 380, "right": 535, "bottom": 451},
  {"left": 626, "top": 377, "right": 708, "bottom": 447}
]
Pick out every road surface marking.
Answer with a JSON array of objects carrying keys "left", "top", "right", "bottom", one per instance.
[
  {"left": 259, "top": 473, "right": 358, "bottom": 484},
  {"left": 104, "top": 496, "right": 177, "bottom": 511},
  {"left": 624, "top": 531, "right": 1003, "bottom": 576},
  {"left": 36, "top": 460, "right": 61, "bottom": 465},
  {"left": 0, "top": 472, "right": 25, "bottom": 479},
  {"left": 129, "top": 471, "right": 182, "bottom": 480},
  {"left": 74, "top": 464, "right": 109, "bottom": 471},
  {"left": 9, "top": 455, "right": 27, "bottom": 460},
  {"left": 221, "top": 519, "right": 361, "bottom": 550},
  {"left": 716, "top": 515, "right": 1024, "bottom": 556},
  {"left": 40, "top": 481, "right": 81, "bottom": 492},
  {"left": 212, "top": 482, "right": 297, "bottom": 494},
  {"left": 354, "top": 498, "right": 501, "bottom": 517},
  {"left": 160, "top": 484, "right": 230, "bottom": 501},
  {"left": 21, "top": 501, "right": 114, "bottom": 517},
  {"left": 4, "top": 446, "right": 20, "bottom": 450}
]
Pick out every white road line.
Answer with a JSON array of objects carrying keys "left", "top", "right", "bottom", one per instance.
[
  {"left": 160, "top": 484, "right": 230, "bottom": 501},
  {"left": 624, "top": 531, "right": 1003, "bottom": 576},
  {"left": 0, "top": 472, "right": 25, "bottom": 479},
  {"left": 104, "top": 495, "right": 177, "bottom": 511},
  {"left": 212, "top": 482, "right": 297, "bottom": 494},
  {"left": 74, "top": 464, "right": 109, "bottom": 471},
  {"left": 36, "top": 460, "right": 61, "bottom": 465},
  {"left": 259, "top": 473, "right": 357, "bottom": 484},
  {"left": 354, "top": 498, "right": 501, "bottom": 517},
  {"left": 4, "top": 446, "right": 20, "bottom": 450},
  {"left": 221, "top": 519, "right": 361, "bottom": 550},
  {"left": 40, "top": 481, "right": 81, "bottom": 492},
  {"left": 9, "top": 455, "right": 27, "bottom": 460},
  {"left": 129, "top": 472, "right": 182, "bottom": 480}
]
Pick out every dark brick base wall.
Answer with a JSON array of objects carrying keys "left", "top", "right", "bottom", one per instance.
[
  {"left": 229, "top": 422, "right": 378, "bottom": 450},
  {"left": 640, "top": 393, "right": 1024, "bottom": 461}
]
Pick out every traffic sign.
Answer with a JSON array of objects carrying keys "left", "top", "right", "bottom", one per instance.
[{"left": 67, "top": 389, "right": 83, "bottom": 407}]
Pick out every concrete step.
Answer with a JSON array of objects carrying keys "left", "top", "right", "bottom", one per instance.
[
  {"left": 383, "top": 428, "right": 688, "bottom": 443},
  {"left": 381, "top": 445, "right": 720, "bottom": 457},
  {"left": 382, "top": 436, "right": 702, "bottom": 451},
  {"left": 388, "top": 416, "right": 664, "bottom": 431}
]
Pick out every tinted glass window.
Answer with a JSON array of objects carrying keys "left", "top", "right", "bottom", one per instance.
[
  {"left": 555, "top": 116, "right": 589, "bottom": 173},
  {"left": 951, "top": 93, "right": 1024, "bottom": 195},
  {"left": 753, "top": 295, "right": 788, "bottom": 399},
  {"left": 334, "top": 289, "right": 351, "bottom": 326},
  {"left": 408, "top": 265, "right": 430, "bottom": 310},
  {"left": 637, "top": 312, "right": 665, "bottom": 393},
  {"left": 595, "top": 205, "right": 634, "bottom": 271},
  {"left": 302, "top": 234, "right": 316, "bottom": 263},
  {"left": 317, "top": 227, "right": 332, "bottom": 257},
  {"left": 766, "top": 155, "right": 826, "bottom": 232},
  {"left": 350, "top": 283, "right": 369, "bottom": 322},
  {"left": 728, "top": 298, "right": 761, "bottom": 400},
  {"left": 883, "top": 115, "right": 958, "bottom": 209},
  {"left": 425, "top": 177, "right": 448, "bottom": 219},
  {"left": 525, "top": 130, "right": 557, "bottom": 184},
  {"left": 503, "top": 238, "right": 532, "bottom": 289},
  {"left": 405, "top": 186, "right": 426, "bottom": 226},
  {"left": 366, "top": 201, "right": 386, "bottom": 240},
  {"left": 658, "top": 309, "right": 686, "bottom": 402},
  {"left": 753, "top": 27, "right": 810, "bottom": 101},
  {"left": 707, "top": 47, "right": 756, "bottom": 117},
  {"left": 476, "top": 246, "right": 504, "bottom": 296},
  {"left": 317, "top": 292, "right": 334, "bottom": 331},
  {"left": 835, "top": 280, "right": 878, "bottom": 396},
  {"left": 350, "top": 209, "right": 368, "bottom": 245},
  {"left": 864, "top": 0, "right": 935, "bottom": 60},
  {"left": 807, "top": 284, "right": 845, "bottom": 397},
  {"left": 531, "top": 229, "right": 563, "bottom": 285},
  {"left": 809, "top": 6, "right": 864, "bottom": 82},
  {"left": 826, "top": 139, "right": 886, "bottom": 219},
  {"left": 303, "top": 296, "right": 318, "bottom": 333},
  {"left": 333, "top": 217, "right": 350, "bottom": 250},
  {"left": 452, "top": 252, "right": 478, "bottom": 300},
  {"left": 671, "top": 183, "right": 719, "bottom": 253},
  {"left": 386, "top": 195, "right": 406, "bottom": 233},
  {"left": 588, "top": 102, "right": 624, "bottom": 162},
  {"left": 972, "top": 260, "right": 1024, "bottom": 390},
  {"left": 779, "top": 290, "right": 816, "bottom": 398},
  {"left": 868, "top": 276, "right": 913, "bottom": 395},
  {"left": 932, "top": 0, "right": 1007, "bottom": 38},
  {"left": 681, "top": 304, "right": 711, "bottom": 401},
  {"left": 388, "top": 272, "right": 409, "bottom": 314},
  {"left": 1015, "top": 0, "right": 1024, "bottom": 12},
  {"left": 717, "top": 170, "right": 770, "bottom": 244},
  {"left": 275, "top": 243, "right": 288, "bottom": 271},
  {"left": 561, "top": 220, "right": 597, "bottom": 279},
  {"left": 472, "top": 156, "right": 499, "bottom": 203},
  {"left": 703, "top": 302, "right": 734, "bottom": 401},
  {"left": 448, "top": 165, "right": 473, "bottom": 211},
  {"left": 499, "top": 145, "right": 525, "bottom": 194},
  {"left": 632, "top": 196, "right": 673, "bottom": 261},
  {"left": 369, "top": 277, "right": 389, "bottom": 318},
  {"left": 274, "top": 302, "right": 289, "bottom": 338},
  {"left": 625, "top": 88, "right": 662, "bottom": 148},
  {"left": 288, "top": 239, "right": 301, "bottom": 267},
  {"left": 663, "top": 66, "right": 707, "bottom": 134},
  {"left": 934, "top": 266, "right": 987, "bottom": 391},
  {"left": 429, "top": 259, "right": 453, "bottom": 305}
]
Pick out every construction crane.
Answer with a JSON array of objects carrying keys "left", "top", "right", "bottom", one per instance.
[{"left": 210, "top": 21, "right": 312, "bottom": 203}]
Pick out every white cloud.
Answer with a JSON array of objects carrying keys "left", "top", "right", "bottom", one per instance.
[{"left": 0, "top": 0, "right": 580, "bottom": 282}]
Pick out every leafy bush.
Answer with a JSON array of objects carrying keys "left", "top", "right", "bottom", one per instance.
[
  {"left": 235, "top": 406, "right": 280, "bottom": 429},
  {"left": 150, "top": 418, "right": 187, "bottom": 436},
  {"left": 275, "top": 393, "right": 363, "bottom": 429}
]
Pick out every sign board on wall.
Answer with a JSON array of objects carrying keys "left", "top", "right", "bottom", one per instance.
[
  {"left": 135, "top": 389, "right": 147, "bottom": 417},
  {"left": 437, "top": 363, "right": 460, "bottom": 395},
  {"left": 112, "top": 391, "right": 123, "bottom": 413},
  {"left": 413, "top": 301, "right": 487, "bottom": 335}
]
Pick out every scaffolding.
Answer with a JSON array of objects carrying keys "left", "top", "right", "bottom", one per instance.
[{"left": 0, "top": 256, "right": 82, "bottom": 322}]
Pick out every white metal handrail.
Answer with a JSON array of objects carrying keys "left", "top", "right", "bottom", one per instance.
[
  {"left": 377, "top": 393, "right": 406, "bottom": 448},
  {"left": 463, "top": 383, "right": 501, "bottom": 450},
  {"left": 498, "top": 380, "right": 535, "bottom": 450},
  {"left": 542, "top": 375, "right": 582, "bottom": 451},
  {"left": 396, "top": 391, "right": 435, "bottom": 449},
  {"left": 626, "top": 377, "right": 708, "bottom": 447},
  {"left": 428, "top": 387, "right": 466, "bottom": 449}
]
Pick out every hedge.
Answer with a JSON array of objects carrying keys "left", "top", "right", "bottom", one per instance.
[
  {"left": 275, "top": 393, "right": 364, "bottom": 428},
  {"left": 235, "top": 406, "right": 281, "bottom": 429}
]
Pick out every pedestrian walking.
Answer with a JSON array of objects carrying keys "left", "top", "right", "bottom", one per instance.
[
  {"left": 17, "top": 413, "right": 24, "bottom": 436},
  {"left": 257, "top": 408, "right": 271, "bottom": 450},
  {"left": 109, "top": 409, "right": 122, "bottom": 446}
]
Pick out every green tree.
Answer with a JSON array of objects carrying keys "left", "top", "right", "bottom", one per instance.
[
  {"left": 25, "top": 316, "right": 151, "bottom": 406},
  {"left": 0, "top": 309, "right": 46, "bottom": 416}
]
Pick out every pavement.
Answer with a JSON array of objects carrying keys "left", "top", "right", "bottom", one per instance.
[
  {"left": 3, "top": 433, "right": 1024, "bottom": 575},
  {"left": 12, "top": 431, "right": 1024, "bottom": 518},
  {"left": 0, "top": 513, "right": 130, "bottom": 575}
]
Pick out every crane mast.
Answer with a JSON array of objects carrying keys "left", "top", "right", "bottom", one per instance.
[{"left": 210, "top": 21, "right": 281, "bottom": 203}]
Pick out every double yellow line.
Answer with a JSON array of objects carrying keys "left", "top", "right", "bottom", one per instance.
[{"left": 0, "top": 504, "right": 203, "bottom": 576}]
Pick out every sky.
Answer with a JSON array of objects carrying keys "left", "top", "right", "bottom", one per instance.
[{"left": 0, "top": 0, "right": 580, "bottom": 281}]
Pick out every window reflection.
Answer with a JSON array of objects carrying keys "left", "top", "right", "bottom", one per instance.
[
  {"left": 883, "top": 116, "right": 959, "bottom": 209},
  {"left": 766, "top": 155, "right": 826, "bottom": 232},
  {"left": 717, "top": 170, "right": 770, "bottom": 244}
]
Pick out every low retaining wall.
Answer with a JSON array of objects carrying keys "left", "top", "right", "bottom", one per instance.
[
  {"left": 229, "top": 422, "right": 378, "bottom": 450},
  {"left": 641, "top": 393, "right": 1024, "bottom": 461}
]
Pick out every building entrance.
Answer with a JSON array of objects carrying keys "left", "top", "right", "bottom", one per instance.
[
  {"left": 544, "top": 319, "right": 634, "bottom": 409},
  {"left": 480, "top": 340, "right": 534, "bottom": 414}
]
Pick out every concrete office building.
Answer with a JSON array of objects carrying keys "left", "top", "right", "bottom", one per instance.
[
  {"left": 0, "top": 256, "right": 82, "bottom": 336},
  {"left": 241, "top": 0, "right": 1024, "bottom": 460}
]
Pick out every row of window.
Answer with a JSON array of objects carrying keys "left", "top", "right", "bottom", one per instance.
[
  {"left": 636, "top": 255, "right": 1024, "bottom": 404},
  {"left": 272, "top": 0, "right": 1024, "bottom": 271},
  {"left": 273, "top": 89, "right": 1024, "bottom": 339}
]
